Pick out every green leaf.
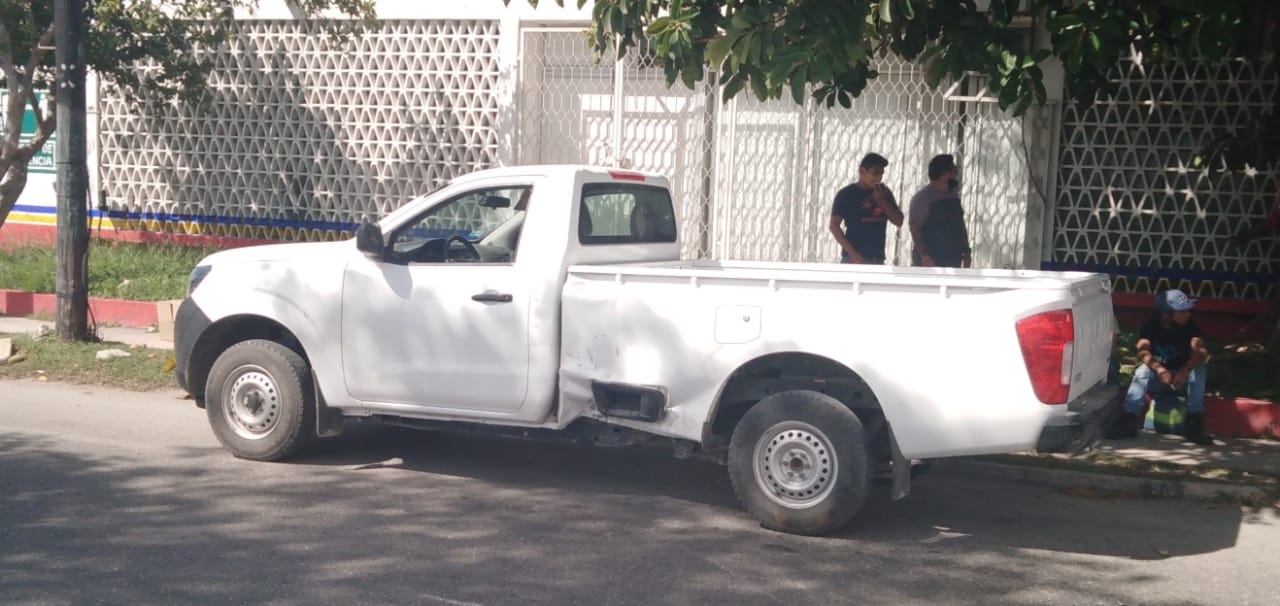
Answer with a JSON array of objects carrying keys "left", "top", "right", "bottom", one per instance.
[
  {"left": 879, "top": 1, "right": 892, "bottom": 23},
  {"left": 899, "top": 0, "right": 916, "bottom": 20},
  {"left": 790, "top": 69, "right": 807, "bottom": 104},
  {"left": 925, "top": 57, "right": 947, "bottom": 88},
  {"left": 731, "top": 31, "right": 752, "bottom": 60},
  {"left": 645, "top": 17, "right": 672, "bottom": 36},
  {"left": 1014, "top": 93, "right": 1033, "bottom": 117},
  {"left": 722, "top": 72, "right": 747, "bottom": 102},
  {"left": 1046, "top": 13, "right": 1084, "bottom": 32},
  {"left": 608, "top": 6, "right": 624, "bottom": 37},
  {"left": 998, "top": 81, "right": 1019, "bottom": 108},
  {"left": 1066, "top": 38, "right": 1084, "bottom": 75},
  {"left": 1002, "top": 50, "right": 1017, "bottom": 71},
  {"left": 681, "top": 58, "right": 703, "bottom": 90},
  {"left": 705, "top": 35, "right": 734, "bottom": 68},
  {"left": 809, "top": 57, "right": 833, "bottom": 83},
  {"left": 749, "top": 31, "right": 765, "bottom": 65},
  {"left": 749, "top": 68, "right": 769, "bottom": 100}
]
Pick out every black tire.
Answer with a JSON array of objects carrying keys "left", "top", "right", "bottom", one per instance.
[
  {"left": 727, "top": 390, "right": 872, "bottom": 536},
  {"left": 204, "top": 339, "right": 315, "bottom": 461}
]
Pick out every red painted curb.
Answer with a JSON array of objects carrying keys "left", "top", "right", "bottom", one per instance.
[
  {"left": 1206, "top": 397, "right": 1280, "bottom": 440},
  {"left": 1, "top": 222, "right": 275, "bottom": 250},
  {"left": 0, "top": 289, "right": 160, "bottom": 328}
]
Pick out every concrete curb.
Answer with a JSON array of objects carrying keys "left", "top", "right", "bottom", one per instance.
[
  {"left": 0, "top": 289, "right": 158, "bottom": 328},
  {"left": 944, "top": 460, "right": 1277, "bottom": 505}
]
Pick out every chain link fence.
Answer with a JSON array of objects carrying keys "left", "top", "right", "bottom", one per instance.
[{"left": 517, "top": 26, "right": 1040, "bottom": 267}]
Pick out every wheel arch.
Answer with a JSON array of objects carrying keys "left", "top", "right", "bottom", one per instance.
[
  {"left": 187, "top": 315, "right": 308, "bottom": 408},
  {"left": 702, "top": 352, "right": 887, "bottom": 455}
]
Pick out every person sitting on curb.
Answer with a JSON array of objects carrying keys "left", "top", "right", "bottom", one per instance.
[{"left": 1105, "top": 289, "right": 1216, "bottom": 445}]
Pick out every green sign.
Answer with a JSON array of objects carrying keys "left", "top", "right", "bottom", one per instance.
[{"left": 0, "top": 91, "right": 56, "bottom": 175}]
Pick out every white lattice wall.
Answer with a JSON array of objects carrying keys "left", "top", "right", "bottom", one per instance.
[
  {"left": 1052, "top": 55, "right": 1280, "bottom": 300},
  {"left": 97, "top": 20, "right": 502, "bottom": 240}
]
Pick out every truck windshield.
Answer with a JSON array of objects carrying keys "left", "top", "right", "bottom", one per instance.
[{"left": 578, "top": 183, "right": 677, "bottom": 245}]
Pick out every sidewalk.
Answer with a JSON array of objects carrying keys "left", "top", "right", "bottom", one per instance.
[
  {"left": 0, "top": 316, "right": 173, "bottom": 350},
  {"left": 1096, "top": 431, "right": 1280, "bottom": 476},
  {"left": 949, "top": 430, "right": 1280, "bottom": 506}
]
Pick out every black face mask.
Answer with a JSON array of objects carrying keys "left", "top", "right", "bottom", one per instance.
[{"left": 947, "top": 177, "right": 960, "bottom": 192}]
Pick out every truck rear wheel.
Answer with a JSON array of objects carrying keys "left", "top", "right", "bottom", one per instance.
[
  {"left": 727, "top": 390, "right": 871, "bottom": 536},
  {"left": 204, "top": 339, "right": 315, "bottom": 461}
]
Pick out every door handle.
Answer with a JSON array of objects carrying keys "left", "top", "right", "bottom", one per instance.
[{"left": 471, "top": 292, "right": 513, "bottom": 303}]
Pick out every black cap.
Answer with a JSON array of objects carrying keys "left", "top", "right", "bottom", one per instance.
[{"left": 860, "top": 153, "right": 889, "bottom": 170}]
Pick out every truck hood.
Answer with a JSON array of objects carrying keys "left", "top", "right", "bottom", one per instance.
[{"left": 198, "top": 240, "right": 352, "bottom": 266}]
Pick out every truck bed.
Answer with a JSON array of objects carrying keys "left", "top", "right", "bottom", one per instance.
[{"left": 560, "top": 259, "right": 1115, "bottom": 459}]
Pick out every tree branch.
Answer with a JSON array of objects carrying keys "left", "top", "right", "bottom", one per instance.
[
  {"left": 25, "top": 23, "right": 54, "bottom": 85},
  {"left": 0, "top": 23, "right": 25, "bottom": 164},
  {"left": 0, "top": 23, "right": 17, "bottom": 86}
]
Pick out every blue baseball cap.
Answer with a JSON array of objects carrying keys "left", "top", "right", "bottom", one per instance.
[{"left": 1155, "top": 289, "right": 1197, "bottom": 313}]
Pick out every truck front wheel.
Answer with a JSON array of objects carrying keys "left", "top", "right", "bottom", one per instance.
[
  {"left": 727, "top": 390, "right": 872, "bottom": 536},
  {"left": 204, "top": 339, "right": 315, "bottom": 461}
]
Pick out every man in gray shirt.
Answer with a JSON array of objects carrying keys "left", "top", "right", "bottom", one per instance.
[{"left": 908, "top": 154, "right": 972, "bottom": 268}]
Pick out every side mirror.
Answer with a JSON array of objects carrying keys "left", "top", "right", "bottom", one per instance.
[
  {"left": 480, "top": 195, "right": 511, "bottom": 209},
  {"left": 355, "top": 222, "right": 385, "bottom": 258}
]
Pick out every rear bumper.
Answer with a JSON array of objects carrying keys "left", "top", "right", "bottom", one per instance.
[{"left": 1035, "top": 382, "right": 1123, "bottom": 453}]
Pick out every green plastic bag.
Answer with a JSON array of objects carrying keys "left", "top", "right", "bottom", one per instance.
[{"left": 1145, "top": 397, "right": 1186, "bottom": 434}]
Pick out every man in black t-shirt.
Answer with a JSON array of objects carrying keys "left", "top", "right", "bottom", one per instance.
[
  {"left": 1106, "top": 289, "right": 1215, "bottom": 445},
  {"left": 829, "top": 153, "right": 904, "bottom": 264}
]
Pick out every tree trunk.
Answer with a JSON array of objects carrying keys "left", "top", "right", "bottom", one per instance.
[
  {"left": 0, "top": 160, "right": 30, "bottom": 231},
  {"left": 55, "top": 0, "right": 92, "bottom": 342}
]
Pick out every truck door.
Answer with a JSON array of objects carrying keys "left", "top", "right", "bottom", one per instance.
[{"left": 339, "top": 183, "right": 534, "bottom": 413}]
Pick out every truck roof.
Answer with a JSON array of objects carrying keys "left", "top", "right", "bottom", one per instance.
[{"left": 449, "top": 164, "right": 667, "bottom": 186}]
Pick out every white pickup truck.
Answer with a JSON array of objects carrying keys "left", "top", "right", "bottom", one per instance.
[{"left": 174, "top": 164, "right": 1119, "bottom": 536}]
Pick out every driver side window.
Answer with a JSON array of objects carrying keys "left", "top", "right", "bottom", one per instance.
[{"left": 389, "top": 185, "right": 531, "bottom": 264}]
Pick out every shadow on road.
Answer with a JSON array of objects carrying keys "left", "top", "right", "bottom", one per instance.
[
  {"left": 1, "top": 427, "right": 1266, "bottom": 605},
  {"left": 292, "top": 424, "right": 1255, "bottom": 559}
]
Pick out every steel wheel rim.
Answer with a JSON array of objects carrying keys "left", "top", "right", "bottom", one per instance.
[
  {"left": 222, "top": 365, "right": 281, "bottom": 440},
  {"left": 754, "top": 421, "right": 838, "bottom": 509}
]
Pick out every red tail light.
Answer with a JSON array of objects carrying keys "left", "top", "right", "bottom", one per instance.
[
  {"left": 608, "top": 170, "right": 646, "bottom": 182},
  {"left": 1015, "top": 309, "right": 1074, "bottom": 405}
]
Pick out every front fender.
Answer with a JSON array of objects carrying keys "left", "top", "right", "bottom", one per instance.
[{"left": 182, "top": 285, "right": 343, "bottom": 407}]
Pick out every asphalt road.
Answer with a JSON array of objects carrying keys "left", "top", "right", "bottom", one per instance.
[{"left": 2, "top": 381, "right": 1276, "bottom": 606}]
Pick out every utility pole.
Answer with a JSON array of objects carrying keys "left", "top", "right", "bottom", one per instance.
[{"left": 54, "top": 0, "right": 91, "bottom": 341}]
